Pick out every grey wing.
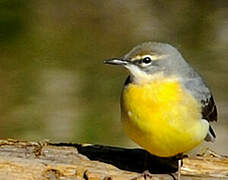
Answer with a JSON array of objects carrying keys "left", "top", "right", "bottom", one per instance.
[{"left": 182, "top": 76, "right": 217, "bottom": 142}]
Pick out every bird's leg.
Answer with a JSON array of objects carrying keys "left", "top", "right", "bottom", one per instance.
[
  {"left": 131, "top": 152, "right": 153, "bottom": 180},
  {"left": 177, "top": 159, "right": 182, "bottom": 180},
  {"left": 167, "top": 158, "right": 182, "bottom": 180},
  {"left": 172, "top": 153, "right": 185, "bottom": 180}
]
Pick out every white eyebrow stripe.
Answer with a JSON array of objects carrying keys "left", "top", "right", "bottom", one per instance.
[
  {"left": 131, "top": 54, "right": 169, "bottom": 61},
  {"left": 142, "top": 54, "right": 169, "bottom": 60}
]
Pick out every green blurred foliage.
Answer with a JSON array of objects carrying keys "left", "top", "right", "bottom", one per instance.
[{"left": 0, "top": 1, "right": 227, "bottom": 153}]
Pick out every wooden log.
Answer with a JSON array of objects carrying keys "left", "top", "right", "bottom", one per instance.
[{"left": 0, "top": 139, "right": 227, "bottom": 180}]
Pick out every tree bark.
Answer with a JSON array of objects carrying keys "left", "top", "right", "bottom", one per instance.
[{"left": 0, "top": 139, "right": 227, "bottom": 180}]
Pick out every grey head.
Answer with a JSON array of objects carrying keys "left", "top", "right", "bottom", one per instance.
[{"left": 105, "top": 42, "right": 199, "bottom": 80}]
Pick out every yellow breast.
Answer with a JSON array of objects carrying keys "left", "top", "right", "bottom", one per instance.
[{"left": 121, "top": 77, "right": 209, "bottom": 157}]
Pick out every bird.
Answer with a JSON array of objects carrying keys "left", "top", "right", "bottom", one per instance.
[{"left": 104, "top": 42, "right": 217, "bottom": 176}]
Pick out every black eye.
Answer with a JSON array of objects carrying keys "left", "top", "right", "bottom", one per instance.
[{"left": 142, "top": 57, "right": 152, "bottom": 64}]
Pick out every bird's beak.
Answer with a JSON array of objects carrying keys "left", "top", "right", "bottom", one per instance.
[
  {"left": 104, "top": 58, "right": 130, "bottom": 66},
  {"left": 104, "top": 58, "right": 144, "bottom": 80}
]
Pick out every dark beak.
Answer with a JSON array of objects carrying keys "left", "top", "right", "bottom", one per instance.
[{"left": 104, "top": 58, "right": 130, "bottom": 66}]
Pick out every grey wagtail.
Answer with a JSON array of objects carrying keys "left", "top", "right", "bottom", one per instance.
[{"left": 104, "top": 42, "right": 217, "bottom": 158}]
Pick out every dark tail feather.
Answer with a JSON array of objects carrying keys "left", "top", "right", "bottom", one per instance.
[{"left": 204, "top": 125, "right": 216, "bottom": 142}]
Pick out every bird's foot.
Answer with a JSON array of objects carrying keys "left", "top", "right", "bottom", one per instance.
[{"left": 131, "top": 170, "right": 152, "bottom": 180}]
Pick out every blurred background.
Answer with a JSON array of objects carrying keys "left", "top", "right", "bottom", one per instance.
[{"left": 0, "top": 1, "right": 227, "bottom": 154}]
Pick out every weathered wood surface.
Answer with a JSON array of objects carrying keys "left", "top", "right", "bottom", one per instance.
[{"left": 0, "top": 139, "right": 227, "bottom": 180}]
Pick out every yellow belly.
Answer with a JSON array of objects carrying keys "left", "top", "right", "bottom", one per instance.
[{"left": 121, "top": 78, "right": 209, "bottom": 157}]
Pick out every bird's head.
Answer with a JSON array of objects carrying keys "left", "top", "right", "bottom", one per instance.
[{"left": 104, "top": 42, "right": 186, "bottom": 83}]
